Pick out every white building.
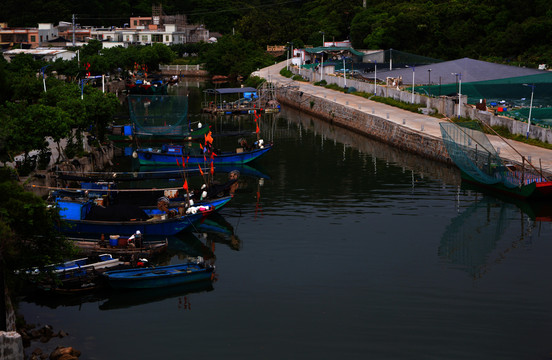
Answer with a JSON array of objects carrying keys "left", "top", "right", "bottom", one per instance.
[
  {"left": 38, "top": 23, "right": 58, "bottom": 45},
  {"left": 2, "top": 48, "right": 76, "bottom": 62}
]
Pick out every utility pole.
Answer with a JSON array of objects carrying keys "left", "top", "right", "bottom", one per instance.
[{"left": 72, "top": 14, "right": 76, "bottom": 46}]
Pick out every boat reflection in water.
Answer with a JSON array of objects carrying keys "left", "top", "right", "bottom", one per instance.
[
  {"left": 439, "top": 192, "right": 552, "bottom": 280},
  {"left": 98, "top": 279, "right": 214, "bottom": 311},
  {"left": 195, "top": 212, "right": 242, "bottom": 251}
]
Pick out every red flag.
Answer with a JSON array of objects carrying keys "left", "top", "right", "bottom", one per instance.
[
  {"left": 199, "top": 143, "right": 203, "bottom": 150},
  {"left": 256, "top": 123, "right": 260, "bottom": 133},
  {"left": 198, "top": 165, "right": 204, "bottom": 176},
  {"left": 204, "top": 131, "right": 213, "bottom": 145},
  {"left": 176, "top": 158, "right": 179, "bottom": 167},
  {"left": 210, "top": 161, "right": 214, "bottom": 175},
  {"left": 181, "top": 156, "right": 186, "bottom": 168},
  {"left": 183, "top": 179, "right": 188, "bottom": 191}
]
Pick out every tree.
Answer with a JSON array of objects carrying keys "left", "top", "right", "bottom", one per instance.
[
  {"left": 82, "top": 89, "right": 119, "bottom": 141},
  {"left": 200, "top": 34, "right": 273, "bottom": 78},
  {"left": 0, "top": 167, "right": 76, "bottom": 275}
]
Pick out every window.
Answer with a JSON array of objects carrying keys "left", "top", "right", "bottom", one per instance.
[
  {"left": 165, "top": 35, "right": 169, "bottom": 42},
  {"left": 30, "top": 35, "right": 36, "bottom": 42},
  {"left": 142, "top": 35, "right": 148, "bottom": 42},
  {"left": 134, "top": 20, "right": 137, "bottom": 26}
]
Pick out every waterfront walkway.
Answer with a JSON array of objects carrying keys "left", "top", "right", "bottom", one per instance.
[{"left": 256, "top": 61, "right": 552, "bottom": 177}]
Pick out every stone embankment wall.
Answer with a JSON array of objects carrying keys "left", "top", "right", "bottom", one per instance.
[
  {"left": 159, "top": 64, "right": 209, "bottom": 77},
  {"left": 277, "top": 87, "right": 452, "bottom": 165}
]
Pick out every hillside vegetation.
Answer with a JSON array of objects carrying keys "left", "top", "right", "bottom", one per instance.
[{"left": 2, "top": 0, "right": 552, "bottom": 66}]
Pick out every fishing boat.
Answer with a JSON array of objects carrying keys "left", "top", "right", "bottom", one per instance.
[
  {"left": 54, "top": 197, "right": 213, "bottom": 236},
  {"left": 69, "top": 236, "right": 168, "bottom": 257},
  {"left": 23, "top": 254, "right": 127, "bottom": 294},
  {"left": 107, "top": 122, "right": 210, "bottom": 143},
  {"left": 103, "top": 259, "right": 215, "bottom": 289},
  {"left": 440, "top": 122, "right": 552, "bottom": 199},
  {"left": 136, "top": 141, "right": 273, "bottom": 166}
]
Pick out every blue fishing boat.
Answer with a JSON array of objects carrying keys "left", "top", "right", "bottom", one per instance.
[
  {"left": 55, "top": 198, "right": 212, "bottom": 236},
  {"left": 103, "top": 260, "right": 215, "bottom": 289},
  {"left": 136, "top": 141, "right": 272, "bottom": 166},
  {"left": 22, "top": 254, "right": 126, "bottom": 293}
]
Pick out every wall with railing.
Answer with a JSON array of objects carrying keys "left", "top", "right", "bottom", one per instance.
[{"left": 291, "top": 66, "right": 552, "bottom": 144}]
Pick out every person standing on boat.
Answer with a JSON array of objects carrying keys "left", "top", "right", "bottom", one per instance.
[{"left": 157, "top": 197, "right": 178, "bottom": 218}]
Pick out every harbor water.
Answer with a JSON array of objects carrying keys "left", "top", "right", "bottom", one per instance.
[{"left": 18, "top": 83, "right": 552, "bottom": 359}]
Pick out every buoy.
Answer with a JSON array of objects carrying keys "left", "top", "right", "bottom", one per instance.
[{"left": 132, "top": 151, "right": 138, "bottom": 158}]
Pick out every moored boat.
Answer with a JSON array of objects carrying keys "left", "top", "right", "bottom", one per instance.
[
  {"left": 103, "top": 259, "right": 215, "bottom": 289},
  {"left": 54, "top": 197, "right": 213, "bottom": 236},
  {"left": 69, "top": 236, "right": 168, "bottom": 257},
  {"left": 136, "top": 141, "right": 273, "bottom": 166}
]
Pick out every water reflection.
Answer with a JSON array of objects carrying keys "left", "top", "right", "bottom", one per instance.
[
  {"left": 280, "top": 107, "right": 461, "bottom": 187},
  {"left": 439, "top": 194, "right": 550, "bottom": 279},
  {"left": 98, "top": 280, "right": 214, "bottom": 311},
  {"left": 195, "top": 212, "right": 242, "bottom": 251}
]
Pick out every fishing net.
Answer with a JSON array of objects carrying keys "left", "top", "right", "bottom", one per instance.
[
  {"left": 440, "top": 122, "right": 520, "bottom": 188},
  {"left": 128, "top": 95, "right": 189, "bottom": 135}
]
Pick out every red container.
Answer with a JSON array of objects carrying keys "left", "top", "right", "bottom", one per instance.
[{"left": 118, "top": 237, "right": 128, "bottom": 246}]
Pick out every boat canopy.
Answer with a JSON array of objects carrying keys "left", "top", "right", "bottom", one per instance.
[{"left": 204, "top": 87, "right": 258, "bottom": 95}]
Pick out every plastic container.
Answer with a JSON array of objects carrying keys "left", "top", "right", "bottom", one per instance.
[
  {"left": 109, "top": 235, "right": 119, "bottom": 247},
  {"left": 118, "top": 237, "right": 128, "bottom": 246}
]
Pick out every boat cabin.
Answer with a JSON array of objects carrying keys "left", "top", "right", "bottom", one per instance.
[{"left": 161, "top": 144, "right": 186, "bottom": 155}]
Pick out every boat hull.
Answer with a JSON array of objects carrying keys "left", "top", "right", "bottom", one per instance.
[
  {"left": 103, "top": 263, "right": 215, "bottom": 289},
  {"left": 137, "top": 145, "right": 272, "bottom": 166},
  {"left": 59, "top": 211, "right": 207, "bottom": 236},
  {"left": 460, "top": 171, "right": 537, "bottom": 199}
]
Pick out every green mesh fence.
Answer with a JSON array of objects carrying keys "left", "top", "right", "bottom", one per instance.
[
  {"left": 128, "top": 95, "right": 189, "bottom": 135},
  {"left": 418, "top": 73, "right": 552, "bottom": 127}
]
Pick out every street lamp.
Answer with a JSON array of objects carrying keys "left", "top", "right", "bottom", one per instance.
[
  {"left": 374, "top": 60, "right": 377, "bottom": 95},
  {"left": 286, "top": 43, "right": 289, "bottom": 70},
  {"left": 452, "top": 73, "right": 462, "bottom": 118},
  {"left": 427, "top": 69, "right": 431, "bottom": 97},
  {"left": 342, "top": 57, "right": 347, "bottom": 87},
  {"left": 523, "top": 83, "right": 535, "bottom": 139},
  {"left": 320, "top": 31, "right": 325, "bottom": 47},
  {"left": 40, "top": 65, "right": 50, "bottom": 92},
  {"left": 406, "top": 65, "right": 415, "bottom": 104}
]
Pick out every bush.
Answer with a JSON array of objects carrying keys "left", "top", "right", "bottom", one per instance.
[{"left": 280, "top": 67, "right": 293, "bottom": 78}]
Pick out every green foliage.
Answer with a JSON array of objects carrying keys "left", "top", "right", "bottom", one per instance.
[
  {"left": 280, "top": 68, "right": 293, "bottom": 78},
  {"left": 314, "top": 80, "right": 327, "bottom": 86},
  {"left": 292, "top": 74, "right": 308, "bottom": 82},
  {"left": 361, "top": 94, "right": 422, "bottom": 113},
  {"left": 0, "top": 168, "right": 76, "bottom": 274},
  {"left": 199, "top": 34, "right": 273, "bottom": 78},
  {"left": 244, "top": 76, "right": 265, "bottom": 88}
]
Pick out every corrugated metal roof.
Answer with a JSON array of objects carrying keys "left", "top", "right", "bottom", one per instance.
[{"left": 375, "top": 57, "right": 546, "bottom": 85}]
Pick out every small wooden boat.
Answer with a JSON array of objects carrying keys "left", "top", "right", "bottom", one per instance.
[
  {"left": 103, "top": 260, "right": 215, "bottom": 289},
  {"left": 136, "top": 141, "right": 272, "bottom": 166},
  {"left": 69, "top": 237, "right": 168, "bottom": 257},
  {"left": 24, "top": 254, "right": 127, "bottom": 294}
]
